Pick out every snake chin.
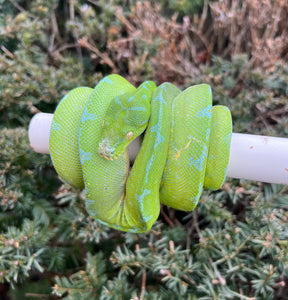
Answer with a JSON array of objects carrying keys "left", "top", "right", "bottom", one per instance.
[{"left": 98, "top": 139, "right": 119, "bottom": 161}]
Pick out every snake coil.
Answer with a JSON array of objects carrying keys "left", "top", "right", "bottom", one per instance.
[{"left": 50, "top": 75, "right": 232, "bottom": 233}]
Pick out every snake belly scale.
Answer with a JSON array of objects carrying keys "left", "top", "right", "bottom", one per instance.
[{"left": 49, "top": 74, "right": 232, "bottom": 233}]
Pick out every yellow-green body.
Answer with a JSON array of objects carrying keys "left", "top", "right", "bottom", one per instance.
[{"left": 49, "top": 75, "right": 232, "bottom": 233}]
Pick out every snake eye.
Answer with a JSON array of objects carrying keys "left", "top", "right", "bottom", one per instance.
[{"left": 125, "top": 131, "right": 134, "bottom": 139}]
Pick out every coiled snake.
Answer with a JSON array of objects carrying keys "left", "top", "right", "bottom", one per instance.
[{"left": 49, "top": 75, "right": 232, "bottom": 233}]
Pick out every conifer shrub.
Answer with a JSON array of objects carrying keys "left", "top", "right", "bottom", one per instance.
[{"left": 1, "top": 1, "right": 288, "bottom": 299}]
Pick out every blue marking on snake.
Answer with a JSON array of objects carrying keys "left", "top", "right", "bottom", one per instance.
[
  {"left": 160, "top": 82, "right": 172, "bottom": 93},
  {"left": 141, "top": 82, "right": 151, "bottom": 91},
  {"left": 153, "top": 91, "right": 167, "bottom": 106},
  {"left": 140, "top": 118, "right": 149, "bottom": 126},
  {"left": 79, "top": 148, "right": 92, "bottom": 164},
  {"left": 135, "top": 189, "right": 151, "bottom": 217},
  {"left": 142, "top": 214, "right": 153, "bottom": 223},
  {"left": 124, "top": 106, "right": 147, "bottom": 123},
  {"left": 79, "top": 127, "right": 83, "bottom": 139},
  {"left": 208, "top": 86, "right": 212, "bottom": 96},
  {"left": 191, "top": 182, "right": 203, "bottom": 205},
  {"left": 128, "top": 95, "right": 135, "bottom": 102},
  {"left": 113, "top": 96, "right": 128, "bottom": 120},
  {"left": 114, "top": 93, "right": 148, "bottom": 122},
  {"left": 111, "top": 224, "right": 123, "bottom": 230},
  {"left": 151, "top": 122, "right": 165, "bottom": 149},
  {"left": 102, "top": 76, "right": 114, "bottom": 85},
  {"left": 86, "top": 199, "right": 97, "bottom": 217},
  {"left": 154, "top": 131, "right": 165, "bottom": 149},
  {"left": 129, "top": 227, "right": 143, "bottom": 233},
  {"left": 51, "top": 120, "right": 61, "bottom": 131},
  {"left": 206, "top": 128, "right": 210, "bottom": 141},
  {"left": 114, "top": 96, "right": 125, "bottom": 109},
  {"left": 224, "top": 133, "right": 232, "bottom": 145},
  {"left": 145, "top": 155, "right": 154, "bottom": 183},
  {"left": 195, "top": 104, "right": 212, "bottom": 118},
  {"left": 188, "top": 145, "right": 207, "bottom": 171},
  {"left": 129, "top": 106, "right": 147, "bottom": 112},
  {"left": 81, "top": 106, "right": 98, "bottom": 122},
  {"left": 85, "top": 197, "right": 95, "bottom": 206},
  {"left": 98, "top": 219, "right": 109, "bottom": 226}
]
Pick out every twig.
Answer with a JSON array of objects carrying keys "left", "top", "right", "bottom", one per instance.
[
  {"left": 78, "top": 37, "right": 117, "bottom": 72},
  {"left": 208, "top": 257, "right": 226, "bottom": 286},
  {"left": 199, "top": 0, "right": 208, "bottom": 33},
  {"left": 115, "top": 7, "right": 136, "bottom": 32},
  {"left": 140, "top": 269, "right": 146, "bottom": 300},
  {"left": 160, "top": 206, "right": 174, "bottom": 227},
  {"left": 51, "top": 11, "right": 62, "bottom": 43},
  {"left": 168, "top": 208, "right": 182, "bottom": 226},
  {"left": 186, "top": 225, "right": 192, "bottom": 260},
  {"left": 69, "top": 0, "right": 75, "bottom": 21},
  {"left": 48, "top": 32, "right": 55, "bottom": 54},
  {"left": 139, "top": 50, "right": 148, "bottom": 71},
  {"left": 193, "top": 211, "right": 226, "bottom": 286},
  {"left": 56, "top": 43, "right": 81, "bottom": 53},
  {"left": 107, "top": 37, "right": 134, "bottom": 47},
  {"left": 8, "top": 0, "right": 36, "bottom": 19},
  {"left": 192, "top": 210, "right": 203, "bottom": 239},
  {"left": 182, "top": 274, "right": 197, "bottom": 287},
  {"left": 188, "top": 26, "right": 209, "bottom": 50},
  {"left": 25, "top": 293, "right": 50, "bottom": 298},
  {"left": 255, "top": 106, "right": 288, "bottom": 121},
  {"left": 87, "top": 0, "right": 102, "bottom": 9},
  {"left": 1, "top": 46, "right": 14, "bottom": 59}
]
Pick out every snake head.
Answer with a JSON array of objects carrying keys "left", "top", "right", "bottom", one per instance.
[
  {"left": 98, "top": 103, "right": 149, "bottom": 160},
  {"left": 98, "top": 81, "right": 156, "bottom": 160},
  {"left": 98, "top": 130, "right": 136, "bottom": 160}
]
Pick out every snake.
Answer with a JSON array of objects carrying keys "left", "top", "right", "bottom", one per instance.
[{"left": 49, "top": 75, "right": 232, "bottom": 233}]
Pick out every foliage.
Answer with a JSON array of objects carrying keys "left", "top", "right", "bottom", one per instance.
[
  {"left": 210, "top": 0, "right": 288, "bottom": 70},
  {"left": 1, "top": 0, "right": 288, "bottom": 299}
]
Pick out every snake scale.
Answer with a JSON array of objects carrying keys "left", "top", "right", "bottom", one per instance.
[{"left": 49, "top": 75, "right": 232, "bottom": 233}]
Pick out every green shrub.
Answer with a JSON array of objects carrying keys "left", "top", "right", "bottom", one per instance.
[{"left": 1, "top": 1, "right": 288, "bottom": 299}]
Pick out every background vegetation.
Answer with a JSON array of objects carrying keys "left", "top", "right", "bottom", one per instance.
[{"left": 1, "top": 0, "right": 288, "bottom": 299}]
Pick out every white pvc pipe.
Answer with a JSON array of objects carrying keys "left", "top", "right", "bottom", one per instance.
[
  {"left": 28, "top": 113, "right": 53, "bottom": 154},
  {"left": 227, "top": 133, "right": 288, "bottom": 185},
  {"left": 28, "top": 113, "right": 141, "bottom": 161},
  {"left": 29, "top": 113, "right": 288, "bottom": 185}
]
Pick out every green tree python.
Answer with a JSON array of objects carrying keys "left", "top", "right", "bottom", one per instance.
[{"left": 49, "top": 75, "right": 232, "bottom": 233}]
